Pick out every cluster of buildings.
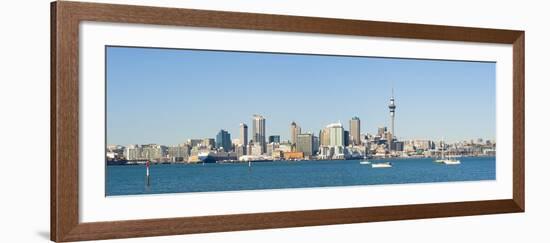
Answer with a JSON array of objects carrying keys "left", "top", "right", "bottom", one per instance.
[{"left": 107, "top": 91, "right": 496, "bottom": 164}]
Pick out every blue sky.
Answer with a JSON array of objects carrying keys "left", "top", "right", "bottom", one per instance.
[{"left": 106, "top": 46, "right": 495, "bottom": 145}]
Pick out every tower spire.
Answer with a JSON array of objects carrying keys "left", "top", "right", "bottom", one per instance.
[{"left": 388, "top": 83, "right": 396, "bottom": 153}]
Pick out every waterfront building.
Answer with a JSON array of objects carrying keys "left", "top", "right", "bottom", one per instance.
[
  {"left": 349, "top": 116, "right": 361, "bottom": 146},
  {"left": 106, "top": 151, "right": 117, "bottom": 160},
  {"left": 142, "top": 144, "right": 166, "bottom": 161},
  {"left": 125, "top": 144, "right": 166, "bottom": 161},
  {"left": 290, "top": 121, "right": 301, "bottom": 146},
  {"left": 268, "top": 135, "right": 281, "bottom": 144},
  {"left": 235, "top": 144, "right": 246, "bottom": 158},
  {"left": 393, "top": 141, "right": 404, "bottom": 152},
  {"left": 107, "top": 145, "right": 125, "bottom": 160},
  {"left": 187, "top": 155, "right": 202, "bottom": 163},
  {"left": 332, "top": 145, "right": 346, "bottom": 160},
  {"left": 266, "top": 142, "right": 279, "bottom": 156},
  {"left": 216, "top": 129, "right": 232, "bottom": 152},
  {"left": 278, "top": 143, "right": 292, "bottom": 153},
  {"left": 252, "top": 115, "right": 266, "bottom": 152},
  {"left": 296, "top": 133, "right": 314, "bottom": 157},
  {"left": 250, "top": 143, "right": 263, "bottom": 156},
  {"left": 272, "top": 150, "right": 284, "bottom": 159},
  {"left": 167, "top": 144, "right": 191, "bottom": 162},
  {"left": 123, "top": 145, "right": 135, "bottom": 160},
  {"left": 318, "top": 146, "right": 334, "bottom": 160},
  {"left": 240, "top": 123, "right": 248, "bottom": 154},
  {"left": 284, "top": 151, "right": 304, "bottom": 160}
]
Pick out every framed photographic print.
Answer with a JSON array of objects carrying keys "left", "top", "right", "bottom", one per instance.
[{"left": 51, "top": 1, "right": 524, "bottom": 242}]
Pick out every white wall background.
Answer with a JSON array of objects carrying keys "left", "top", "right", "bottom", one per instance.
[{"left": 0, "top": 0, "right": 547, "bottom": 242}]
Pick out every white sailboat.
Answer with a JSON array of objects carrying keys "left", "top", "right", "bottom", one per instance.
[
  {"left": 434, "top": 140, "right": 445, "bottom": 163},
  {"left": 372, "top": 162, "right": 392, "bottom": 168},
  {"left": 434, "top": 154, "right": 445, "bottom": 163},
  {"left": 435, "top": 142, "right": 461, "bottom": 165},
  {"left": 443, "top": 158, "right": 461, "bottom": 165},
  {"left": 443, "top": 143, "right": 460, "bottom": 165}
]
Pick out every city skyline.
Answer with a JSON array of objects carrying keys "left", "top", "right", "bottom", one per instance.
[{"left": 107, "top": 46, "right": 496, "bottom": 145}]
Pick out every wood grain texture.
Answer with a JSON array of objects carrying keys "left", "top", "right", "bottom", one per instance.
[
  {"left": 512, "top": 33, "right": 525, "bottom": 211},
  {"left": 62, "top": 200, "right": 521, "bottom": 242},
  {"left": 50, "top": 2, "right": 57, "bottom": 241},
  {"left": 51, "top": 1, "right": 525, "bottom": 242},
  {"left": 52, "top": 1, "right": 80, "bottom": 241}
]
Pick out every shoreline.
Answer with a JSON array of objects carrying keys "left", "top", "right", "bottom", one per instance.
[{"left": 107, "top": 155, "right": 496, "bottom": 166}]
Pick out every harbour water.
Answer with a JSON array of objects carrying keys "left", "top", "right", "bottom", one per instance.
[{"left": 106, "top": 157, "right": 495, "bottom": 196}]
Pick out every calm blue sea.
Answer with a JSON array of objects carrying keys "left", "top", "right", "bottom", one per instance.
[{"left": 106, "top": 157, "right": 495, "bottom": 196}]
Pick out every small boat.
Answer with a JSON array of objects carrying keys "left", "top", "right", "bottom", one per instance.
[
  {"left": 443, "top": 159, "right": 461, "bottom": 165},
  {"left": 434, "top": 141, "right": 460, "bottom": 165},
  {"left": 434, "top": 142, "right": 461, "bottom": 165},
  {"left": 434, "top": 145, "right": 445, "bottom": 163},
  {"left": 372, "top": 162, "right": 392, "bottom": 168}
]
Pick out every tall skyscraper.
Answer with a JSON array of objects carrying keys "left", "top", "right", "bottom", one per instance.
[
  {"left": 239, "top": 123, "right": 248, "bottom": 155},
  {"left": 290, "top": 121, "right": 301, "bottom": 146},
  {"left": 343, "top": 130, "right": 350, "bottom": 147},
  {"left": 319, "top": 128, "right": 330, "bottom": 146},
  {"left": 349, "top": 116, "right": 361, "bottom": 145},
  {"left": 296, "top": 133, "right": 314, "bottom": 157},
  {"left": 327, "top": 122, "right": 344, "bottom": 147},
  {"left": 388, "top": 87, "right": 397, "bottom": 151},
  {"left": 312, "top": 135, "right": 320, "bottom": 154},
  {"left": 216, "top": 129, "right": 231, "bottom": 152},
  {"left": 252, "top": 114, "right": 266, "bottom": 152}
]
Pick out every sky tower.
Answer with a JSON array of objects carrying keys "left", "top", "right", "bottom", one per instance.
[{"left": 388, "top": 87, "right": 396, "bottom": 151}]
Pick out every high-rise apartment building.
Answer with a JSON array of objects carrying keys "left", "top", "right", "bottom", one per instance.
[
  {"left": 290, "top": 121, "right": 301, "bottom": 146},
  {"left": 240, "top": 123, "right": 248, "bottom": 154},
  {"left": 296, "top": 133, "right": 314, "bottom": 157},
  {"left": 349, "top": 116, "right": 361, "bottom": 145},
  {"left": 216, "top": 129, "right": 232, "bottom": 152},
  {"left": 252, "top": 115, "right": 266, "bottom": 153}
]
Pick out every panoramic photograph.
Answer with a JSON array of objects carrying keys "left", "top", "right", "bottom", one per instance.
[{"left": 105, "top": 46, "right": 496, "bottom": 196}]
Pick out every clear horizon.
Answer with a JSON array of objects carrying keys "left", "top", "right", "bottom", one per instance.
[{"left": 106, "top": 46, "right": 496, "bottom": 146}]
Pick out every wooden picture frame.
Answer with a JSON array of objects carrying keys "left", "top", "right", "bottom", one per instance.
[{"left": 51, "top": 1, "right": 524, "bottom": 242}]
